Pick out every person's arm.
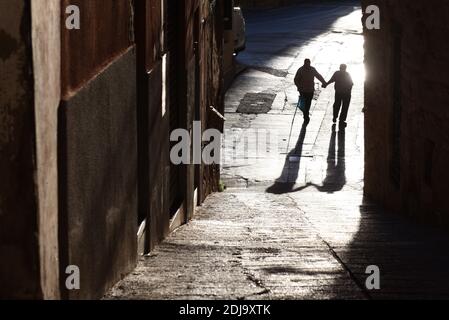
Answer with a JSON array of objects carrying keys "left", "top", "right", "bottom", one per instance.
[
  {"left": 314, "top": 68, "right": 327, "bottom": 86},
  {"left": 294, "top": 69, "right": 301, "bottom": 90},
  {"left": 348, "top": 74, "right": 354, "bottom": 89},
  {"left": 327, "top": 72, "right": 337, "bottom": 85}
]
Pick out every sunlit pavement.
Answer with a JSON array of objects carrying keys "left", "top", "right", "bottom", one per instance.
[{"left": 107, "top": 2, "right": 449, "bottom": 300}]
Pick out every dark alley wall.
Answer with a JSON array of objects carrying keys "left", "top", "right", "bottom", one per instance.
[
  {"left": 61, "top": 0, "right": 133, "bottom": 97},
  {"left": 200, "top": 0, "right": 226, "bottom": 198},
  {"left": 1, "top": 0, "right": 229, "bottom": 299},
  {"left": 1, "top": 0, "right": 61, "bottom": 300},
  {"left": 134, "top": 0, "right": 169, "bottom": 252},
  {"left": 59, "top": 0, "right": 137, "bottom": 299},
  {"left": 362, "top": 0, "right": 449, "bottom": 227},
  {"left": 0, "top": 0, "right": 41, "bottom": 299}
]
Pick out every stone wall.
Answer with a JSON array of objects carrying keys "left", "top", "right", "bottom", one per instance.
[{"left": 362, "top": 0, "right": 449, "bottom": 227}]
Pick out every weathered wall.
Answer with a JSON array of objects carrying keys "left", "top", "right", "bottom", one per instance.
[
  {"left": 201, "top": 0, "right": 225, "bottom": 198},
  {"left": 59, "top": 0, "right": 137, "bottom": 299},
  {"left": 0, "top": 0, "right": 41, "bottom": 299},
  {"left": 31, "top": 0, "right": 61, "bottom": 299},
  {"left": 134, "top": 0, "right": 170, "bottom": 251},
  {"left": 147, "top": 60, "right": 170, "bottom": 249},
  {"left": 138, "top": 0, "right": 226, "bottom": 252},
  {"left": 1, "top": 0, "right": 227, "bottom": 299},
  {"left": 61, "top": 0, "right": 133, "bottom": 97},
  {"left": 362, "top": 0, "right": 449, "bottom": 227},
  {"left": 59, "top": 49, "right": 137, "bottom": 300},
  {"left": 183, "top": 0, "right": 225, "bottom": 214},
  {"left": 166, "top": 0, "right": 184, "bottom": 216}
]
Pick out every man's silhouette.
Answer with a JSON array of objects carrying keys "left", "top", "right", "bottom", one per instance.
[
  {"left": 327, "top": 64, "right": 354, "bottom": 127},
  {"left": 294, "top": 59, "right": 327, "bottom": 124}
]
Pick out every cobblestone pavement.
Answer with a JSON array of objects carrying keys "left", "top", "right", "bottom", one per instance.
[{"left": 107, "top": 2, "right": 449, "bottom": 300}]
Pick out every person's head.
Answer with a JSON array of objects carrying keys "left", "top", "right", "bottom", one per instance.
[
  {"left": 304, "top": 59, "right": 311, "bottom": 67},
  {"left": 340, "top": 64, "right": 347, "bottom": 72}
]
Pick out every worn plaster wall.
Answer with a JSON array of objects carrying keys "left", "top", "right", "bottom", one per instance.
[
  {"left": 31, "top": 0, "right": 61, "bottom": 299},
  {"left": 201, "top": 0, "right": 225, "bottom": 198},
  {"left": 58, "top": 49, "right": 137, "bottom": 300},
  {"left": 1, "top": 0, "right": 227, "bottom": 299},
  {"left": 59, "top": 0, "right": 137, "bottom": 299},
  {"left": 61, "top": 0, "right": 133, "bottom": 97},
  {"left": 147, "top": 60, "right": 170, "bottom": 249}
]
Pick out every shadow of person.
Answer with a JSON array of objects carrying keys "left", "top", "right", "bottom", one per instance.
[
  {"left": 266, "top": 123, "right": 308, "bottom": 194},
  {"left": 315, "top": 124, "right": 347, "bottom": 193},
  {"left": 328, "top": 196, "right": 449, "bottom": 300},
  {"left": 278, "top": 124, "right": 348, "bottom": 194}
]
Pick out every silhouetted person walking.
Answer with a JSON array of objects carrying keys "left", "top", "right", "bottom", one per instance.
[
  {"left": 294, "top": 59, "right": 327, "bottom": 124},
  {"left": 327, "top": 64, "right": 353, "bottom": 127}
]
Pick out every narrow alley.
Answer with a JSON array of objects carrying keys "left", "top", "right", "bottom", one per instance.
[{"left": 106, "top": 3, "right": 449, "bottom": 300}]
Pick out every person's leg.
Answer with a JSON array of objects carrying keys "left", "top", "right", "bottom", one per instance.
[
  {"left": 339, "top": 94, "right": 352, "bottom": 124},
  {"left": 333, "top": 92, "right": 343, "bottom": 122},
  {"left": 305, "top": 93, "right": 313, "bottom": 123},
  {"left": 299, "top": 92, "right": 308, "bottom": 121},
  {"left": 302, "top": 92, "right": 313, "bottom": 123}
]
